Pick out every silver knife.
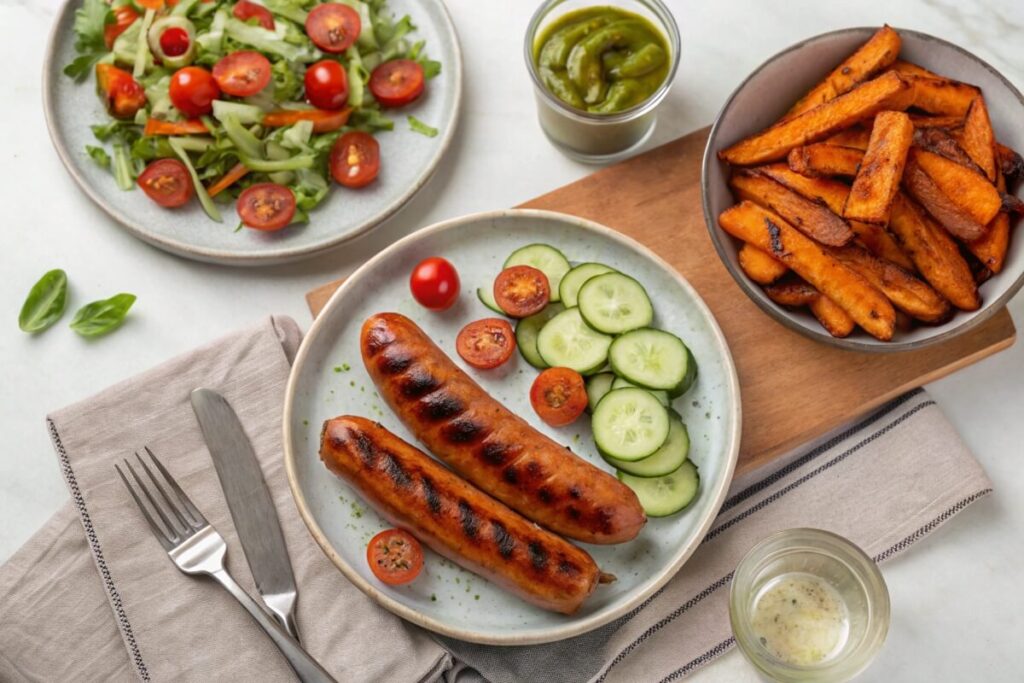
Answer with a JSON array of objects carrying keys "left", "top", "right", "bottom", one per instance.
[{"left": 191, "top": 387, "right": 301, "bottom": 641}]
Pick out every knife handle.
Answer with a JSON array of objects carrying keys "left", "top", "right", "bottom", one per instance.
[{"left": 210, "top": 567, "right": 336, "bottom": 683}]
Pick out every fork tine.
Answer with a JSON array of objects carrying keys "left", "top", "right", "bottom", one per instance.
[
  {"left": 116, "top": 463, "right": 174, "bottom": 551},
  {"left": 135, "top": 451, "right": 191, "bottom": 532},
  {"left": 145, "top": 446, "right": 206, "bottom": 525},
  {"left": 125, "top": 459, "right": 183, "bottom": 542}
]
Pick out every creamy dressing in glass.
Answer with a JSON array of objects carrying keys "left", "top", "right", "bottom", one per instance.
[{"left": 750, "top": 572, "right": 849, "bottom": 666}]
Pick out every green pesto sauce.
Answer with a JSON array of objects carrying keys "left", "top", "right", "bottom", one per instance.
[{"left": 534, "top": 6, "right": 669, "bottom": 114}]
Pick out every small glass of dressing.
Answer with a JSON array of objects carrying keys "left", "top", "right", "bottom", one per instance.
[
  {"left": 729, "top": 529, "right": 890, "bottom": 682},
  {"left": 523, "top": 0, "right": 681, "bottom": 164}
]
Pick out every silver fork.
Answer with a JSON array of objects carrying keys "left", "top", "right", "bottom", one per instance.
[{"left": 116, "top": 448, "right": 336, "bottom": 683}]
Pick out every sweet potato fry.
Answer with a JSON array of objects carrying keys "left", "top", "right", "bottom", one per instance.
[
  {"left": 965, "top": 171, "right": 1011, "bottom": 273},
  {"left": 902, "top": 158, "right": 988, "bottom": 241},
  {"left": 719, "top": 201, "right": 895, "bottom": 339},
  {"left": 755, "top": 164, "right": 916, "bottom": 270},
  {"left": 763, "top": 279, "right": 856, "bottom": 337},
  {"left": 889, "top": 60, "right": 943, "bottom": 80},
  {"left": 788, "top": 144, "right": 863, "bottom": 177},
  {"left": 909, "top": 148, "right": 1002, "bottom": 225},
  {"left": 908, "top": 114, "right": 964, "bottom": 129},
  {"left": 784, "top": 26, "right": 901, "bottom": 120},
  {"left": 995, "top": 142, "right": 1024, "bottom": 177},
  {"left": 825, "top": 126, "right": 871, "bottom": 150},
  {"left": 960, "top": 97, "right": 997, "bottom": 181},
  {"left": 888, "top": 194, "right": 980, "bottom": 310},
  {"left": 730, "top": 171, "right": 854, "bottom": 246},
  {"left": 844, "top": 111, "right": 913, "bottom": 224},
  {"left": 905, "top": 75, "right": 980, "bottom": 117},
  {"left": 720, "top": 71, "right": 913, "bottom": 166},
  {"left": 738, "top": 243, "right": 789, "bottom": 284},
  {"left": 828, "top": 244, "right": 951, "bottom": 322},
  {"left": 913, "top": 127, "right": 986, "bottom": 175}
]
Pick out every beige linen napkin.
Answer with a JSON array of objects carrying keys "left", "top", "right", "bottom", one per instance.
[
  {"left": 442, "top": 388, "right": 992, "bottom": 682},
  {"left": 0, "top": 316, "right": 451, "bottom": 683}
]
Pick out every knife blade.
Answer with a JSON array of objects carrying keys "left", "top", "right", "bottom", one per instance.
[{"left": 191, "top": 387, "right": 301, "bottom": 641}]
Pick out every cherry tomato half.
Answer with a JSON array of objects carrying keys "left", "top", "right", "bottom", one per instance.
[
  {"left": 366, "top": 529, "right": 423, "bottom": 586},
  {"left": 212, "top": 51, "right": 272, "bottom": 97},
  {"left": 169, "top": 66, "right": 220, "bottom": 117},
  {"left": 305, "top": 3, "right": 361, "bottom": 53},
  {"left": 457, "top": 318, "right": 516, "bottom": 369},
  {"left": 138, "top": 159, "right": 193, "bottom": 208},
  {"left": 329, "top": 131, "right": 380, "bottom": 188},
  {"left": 410, "top": 257, "right": 460, "bottom": 311},
  {"left": 530, "top": 367, "right": 588, "bottom": 427},
  {"left": 95, "top": 64, "right": 147, "bottom": 119},
  {"left": 236, "top": 183, "right": 297, "bottom": 231},
  {"left": 233, "top": 0, "right": 274, "bottom": 30},
  {"left": 369, "top": 59, "right": 425, "bottom": 108},
  {"left": 104, "top": 5, "right": 139, "bottom": 50},
  {"left": 304, "top": 59, "right": 349, "bottom": 110},
  {"left": 493, "top": 266, "right": 550, "bottom": 318}
]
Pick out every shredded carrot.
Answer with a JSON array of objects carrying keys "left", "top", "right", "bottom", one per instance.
[
  {"left": 144, "top": 118, "right": 209, "bottom": 136},
  {"left": 206, "top": 163, "right": 250, "bottom": 198}
]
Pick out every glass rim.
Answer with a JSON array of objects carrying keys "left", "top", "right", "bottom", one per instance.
[{"left": 522, "top": 0, "right": 682, "bottom": 124}]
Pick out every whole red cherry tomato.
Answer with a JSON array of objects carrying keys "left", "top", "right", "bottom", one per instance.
[{"left": 410, "top": 257, "right": 460, "bottom": 311}]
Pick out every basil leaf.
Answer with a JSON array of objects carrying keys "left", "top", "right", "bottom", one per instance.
[
  {"left": 18, "top": 270, "right": 69, "bottom": 333},
  {"left": 408, "top": 115, "right": 438, "bottom": 138},
  {"left": 69, "top": 293, "right": 136, "bottom": 337}
]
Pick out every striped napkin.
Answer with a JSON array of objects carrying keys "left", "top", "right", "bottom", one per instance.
[{"left": 0, "top": 318, "right": 990, "bottom": 682}]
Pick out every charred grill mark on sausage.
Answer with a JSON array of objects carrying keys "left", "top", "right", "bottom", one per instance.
[
  {"left": 417, "top": 390, "right": 465, "bottom": 421},
  {"left": 378, "top": 348, "right": 414, "bottom": 375},
  {"left": 442, "top": 416, "right": 486, "bottom": 443},
  {"left": 399, "top": 367, "right": 441, "bottom": 398},
  {"left": 480, "top": 441, "right": 511, "bottom": 466},
  {"left": 458, "top": 499, "right": 480, "bottom": 540},
  {"left": 528, "top": 542, "right": 549, "bottom": 571},
  {"left": 420, "top": 474, "right": 442, "bottom": 515},
  {"left": 364, "top": 323, "right": 396, "bottom": 355},
  {"left": 491, "top": 520, "right": 515, "bottom": 558},
  {"left": 381, "top": 451, "right": 412, "bottom": 488}
]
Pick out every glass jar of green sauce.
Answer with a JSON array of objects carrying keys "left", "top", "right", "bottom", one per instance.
[{"left": 525, "top": 0, "right": 679, "bottom": 163}]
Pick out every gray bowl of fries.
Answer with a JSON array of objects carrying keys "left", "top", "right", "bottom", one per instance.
[{"left": 702, "top": 26, "right": 1024, "bottom": 351}]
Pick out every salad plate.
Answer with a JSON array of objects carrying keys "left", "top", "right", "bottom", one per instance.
[
  {"left": 43, "top": 0, "right": 462, "bottom": 266},
  {"left": 283, "top": 209, "right": 741, "bottom": 644}
]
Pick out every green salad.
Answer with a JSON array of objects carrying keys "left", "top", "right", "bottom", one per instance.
[{"left": 66, "top": 0, "right": 440, "bottom": 231}]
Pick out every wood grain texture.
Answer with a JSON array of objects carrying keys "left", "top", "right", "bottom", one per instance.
[{"left": 306, "top": 127, "right": 1016, "bottom": 476}]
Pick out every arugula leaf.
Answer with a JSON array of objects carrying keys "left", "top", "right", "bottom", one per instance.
[
  {"left": 18, "top": 270, "right": 68, "bottom": 334},
  {"left": 70, "top": 293, "right": 136, "bottom": 337},
  {"left": 86, "top": 145, "right": 111, "bottom": 168},
  {"left": 407, "top": 116, "right": 438, "bottom": 138}
]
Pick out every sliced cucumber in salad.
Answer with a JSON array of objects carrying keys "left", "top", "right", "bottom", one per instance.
[
  {"left": 504, "top": 244, "right": 571, "bottom": 303},
  {"left": 515, "top": 303, "right": 565, "bottom": 369},
  {"left": 577, "top": 272, "right": 654, "bottom": 334},
  {"left": 611, "top": 377, "right": 669, "bottom": 407},
  {"left": 592, "top": 388, "right": 670, "bottom": 461},
  {"left": 536, "top": 307, "right": 612, "bottom": 373},
  {"left": 609, "top": 328, "right": 697, "bottom": 396},
  {"left": 585, "top": 372, "right": 616, "bottom": 413},
  {"left": 618, "top": 461, "right": 700, "bottom": 517},
  {"left": 604, "top": 414, "right": 689, "bottom": 477},
  {"left": 559, "top": 262, "right": 616, "bottom": 308},
  {"left": 477, "top": 286, "right": 504, "bottom": 314}
]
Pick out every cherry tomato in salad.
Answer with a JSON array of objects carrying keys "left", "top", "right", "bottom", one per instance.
[
  {"left": 95, "top": 64, "right": 147, "bottom": 119},
  {"left": 232, "top": 0, "right": 274, "bottom": 30},
  {"left": 304, "top": 60, "right": 349, "bottom": 110},
  {"left": 159, "top": 26, "right": 191, "bottom": 57},
  {"left": 212, "top": 51, "right": 272, "bottom": 97},
  {"left": 104, "top": 5, "right": 139, "bottom": 50},
  {"left": 305, "top": 3, "right": 361, "bottom": 54},
  {"left": 457, "top": 319, "right": 516, "bottom": 369},
  {"left": 493, "top": 266, "right": 550, "bottom": 318},
  {"left": 329, "top": 131, "right": 380, "bottom": 188},
  {"left": 138, "top": 159, "right": 193, "bottom": 208},
  {"left": 369, "top": 59, "right": 425, "bottom": 108},
  {"left": 366, "top": 529, "right": 423, "bottom": 586},
  {"left": 409, "top": 257, "right": 460, "bottom": 311},
  {"left": 169, "top": 66, "right": 220, "bottom": 117},
  {"left": 236, "top": 183, "right": 297, "bottom": 231},
  {"left": 530, "top": 367, "right": 588, "bottom": 427}
]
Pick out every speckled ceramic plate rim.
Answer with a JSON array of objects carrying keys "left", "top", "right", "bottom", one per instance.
[
  {"left": 282, "top": 208, "right": 742, "bottom": 645},
  {"left": 701, "top": 26, "right": 1024, "bottom": 352},
  {"left": 41, "top": 0, "right": 463, "bottom": 266}
]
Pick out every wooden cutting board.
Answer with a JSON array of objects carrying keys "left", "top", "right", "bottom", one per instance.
[{"left": 306, "top": 126, "right": 1016, "bottom": 476}]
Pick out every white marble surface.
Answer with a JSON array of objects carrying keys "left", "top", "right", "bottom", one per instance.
[{"left": 1, "top": 0, "right": 1022, "bottom": 679}]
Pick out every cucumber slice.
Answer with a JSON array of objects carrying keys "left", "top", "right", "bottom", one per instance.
[
  {"left": 592, "top": 388, "right": 670, "bottom": 461},
  {"left": 605, "top": 416, "right": 689, "bottom": 477},
  {"left": 609, "top": 328, "right": 697, "bottom": 395},
  {"left": 585, "top": 372, "right": 615, "bottom": 413},
  {"left": 611, "top": 377, "right": 669, "bottom": 407},
  {"left": 504, "top": 244, "right": 571, "bottom": 302},
  {"left": 559, "top": 262, "right": 616, "bottom": 308},
  {"left": 618, "top": 461, "right": 700, "bottom": 517},
  {"left": 476, "top": 286, "right": 504, "bottom": 314},
  {"left": 577, "top": 272, "right": 654, "bottom": 334},
  {"left": 536, "top": 307, "right": 612, "bottom": 373},
  {"left": 515, "top": 303, "right": 564, "bottom": 368}
]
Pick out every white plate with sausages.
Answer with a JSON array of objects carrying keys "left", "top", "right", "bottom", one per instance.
[{"left": 283, "top": 208, "right": 741, "bottom": 645}]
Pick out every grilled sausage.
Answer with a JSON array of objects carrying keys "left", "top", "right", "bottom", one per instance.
[
  {"left": 320, "top": 416, "right": 611, "bottom": 614},
  {"left": 360, "top": 312, "right": 646, "bottom": 545}
]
